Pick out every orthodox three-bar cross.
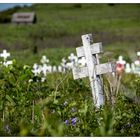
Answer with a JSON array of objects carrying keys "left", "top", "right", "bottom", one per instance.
[{"left": 72, "top": 34, "right": 116, "bottom": 107}]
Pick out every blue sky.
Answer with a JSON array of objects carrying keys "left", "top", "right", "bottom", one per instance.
[{"left": 0, "top": 4, "right": 32, "bottom": 11}]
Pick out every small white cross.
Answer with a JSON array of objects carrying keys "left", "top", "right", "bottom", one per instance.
[
  {"left": 40, "top": 55, "right": 49, "bottom": 64},
  {"left": 32, "top": 63, "right": 41, "bottom": 76},
  {"left": 117, "top": 56, "right": 126, "bottom": 65},
  {"left": 0, "top": 50, "right": 10, "bottom": 61},
  {"left": 41, "top": 64, "right": 48, "bottom": 76},
  {"left": 68, "top": 53, "right": 78, "bottom": 63}
]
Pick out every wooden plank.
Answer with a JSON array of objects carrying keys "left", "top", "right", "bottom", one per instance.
[
  {"left": 76, "top": 42, "right": 103, "bottom": 58},
  {"left": 72, "top": 66, "right": 89, "bottom": 80},
  {"left": 96, "top": 62, "right": 116, "bottom": 75}
]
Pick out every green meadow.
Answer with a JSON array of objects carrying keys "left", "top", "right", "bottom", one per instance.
[{"left": 0, "top": 4, "right": 140, "bottom": 136}]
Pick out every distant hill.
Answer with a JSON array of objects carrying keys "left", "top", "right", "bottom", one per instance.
[{"left": 0, "top": 4, "right": 140, "bottom": 51}]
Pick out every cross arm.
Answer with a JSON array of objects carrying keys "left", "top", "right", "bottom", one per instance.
[
  {"left": 76, "top": 42, "right": 103, "bottom": 58},
  {"left": 72, "top": 62, "right": 116, "bottom": 80}
]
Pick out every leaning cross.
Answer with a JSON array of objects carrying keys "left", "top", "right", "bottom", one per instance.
[{"left": 72, "top": 34, "right": 116, "bottom": 107}]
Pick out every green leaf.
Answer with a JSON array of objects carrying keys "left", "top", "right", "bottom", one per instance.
[{"left": 6, "top": 95, "right": 16, "bottom": 106}]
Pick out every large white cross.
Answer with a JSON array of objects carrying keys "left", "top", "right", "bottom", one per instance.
[
  {"left": 0, "top": 50, "right": 10, "bottom": 61},
  {"left": 72, "top": 34, "right": 116, "bottom": 107}
]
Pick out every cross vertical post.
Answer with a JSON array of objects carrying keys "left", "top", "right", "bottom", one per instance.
[
  {"left": 72, "top": 33, "right": 116, "bottom": 108},
  {"left": 81, "top": 34, "right": 104, "bottom": 107}
]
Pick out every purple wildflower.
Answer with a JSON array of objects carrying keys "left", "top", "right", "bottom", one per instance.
[
  {"left": 64, "top": 120, "right": 69, "bottom": 125},
  {"left": 71, "top": 117, "right": 77, "bottom": 126}
]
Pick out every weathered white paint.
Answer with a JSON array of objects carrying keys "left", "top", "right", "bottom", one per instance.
[
  {"left": 73, "top": 62, "right": 115, "bottom": 80},
  {"left": 72, "top": 34, "right": 116, "bottom": 107},
  {"left": 76, "top": 42, "right": 103, "bottom": 58},
  {"left": 95, "top": 62, "right": 116, "bottom": 75},
  {"left": 79, "top": 34, "right": 104, "bottom": 107},
  {"left": 72, "top": 66, "right": 88, "bottom": 80},
  {"left": 78, "top": 57, "right": 86, "bottom": 67}
]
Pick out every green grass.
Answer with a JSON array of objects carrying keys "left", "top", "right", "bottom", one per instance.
[
  {"left": 0, "top": 4, "right": 140, "bottom": 53},
  {"left": 0, "top": 4, "right": 139, "bottom": 66},
  {"left": 1, "top": 4, "right": 140, "bottom": 136}
]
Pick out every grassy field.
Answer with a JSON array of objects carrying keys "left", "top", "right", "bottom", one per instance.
[
  {"left": 0, "top": 4, "right": 140, "bottom": 66},
  {"left": 0, "top": 4, "right": 140, "bottom": 136}
]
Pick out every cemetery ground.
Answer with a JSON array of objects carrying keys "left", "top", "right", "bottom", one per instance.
[
  {"left": 0, "top": 4, "right": 140, "bottom": 136},
  {"left": 0, "top": 47, "right": 140, "bottom": 136}
]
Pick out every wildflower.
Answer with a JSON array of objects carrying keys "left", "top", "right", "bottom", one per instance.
[
  {"left": 64, "top": 101, "right": 68, "bottom": 106},
  {"left": 71, "top": 117, "right": 77, "bottom": 126},
  {"left": 64, "top": 120, "right": 69, "bottom": 125}
]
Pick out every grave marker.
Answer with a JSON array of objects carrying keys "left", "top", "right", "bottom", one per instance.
[
  {"left": 72, "top": 34, "right": 116, "bottom": 107},
  {"left": 0, "top": 50, "right": 10, "bottom": 61}
]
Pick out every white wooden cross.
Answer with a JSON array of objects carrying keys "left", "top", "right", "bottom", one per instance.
[
  {"left": 0, "top": 50, "right": 10, "bottom": 61},
  {"left": 32, "top": 63, "right": 41, "bottom": 76},
  {"left": 68, "top": 53, "right": 78, "bottom": 63},
  {"left": 41, "top": 64, "right": 48, "bottom": 76},
  {"left": 72, "top": 34, "right": 116, "bottom": 107},
  {"left": 40, "top": 55, "right": 49, "bottom": 64}
]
